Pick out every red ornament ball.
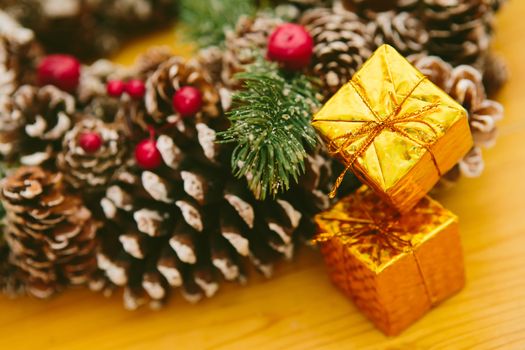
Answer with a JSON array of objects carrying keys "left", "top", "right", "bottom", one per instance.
[
  {"left": 267, "top": 23, "right": 313, "bottom": 71},
  {"left": 107, "top": 80, "right": 126, "bottom": 97},
  {"left": 37, "top": 54, "right": 81, "bottom": 92},
  {"left": 135, "top": 138, "right": 163, "bottom": 169},
  {"left": 78, "top": 132, "right": 103, "bottom": 153},
  {"left": 172, "top": 86, "right": 203, "bottom": 118},
  {"left": 126, "top": 79, "right": 146, "bottom": 100}
]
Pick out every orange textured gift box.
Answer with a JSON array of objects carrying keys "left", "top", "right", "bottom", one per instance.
[
  {"left": 314, "top": 186, "right": 465, "bottom": 336},
  {"left": 312, "top": 44, "right": 473, "bottom": 213}
]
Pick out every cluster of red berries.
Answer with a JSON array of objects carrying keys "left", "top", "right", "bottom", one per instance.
[
  {"left": 107, "top": 79, "right": 146, "bottom": 100},
  {"left": 37, "top": 23, "right": 313, "bottom": 169},
  {"left": 135, "top": 86, "right": 203, "bottom": 169}
]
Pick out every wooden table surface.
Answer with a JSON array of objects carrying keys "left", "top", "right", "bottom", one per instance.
[{"left": 1, "top": 3, "right": 525, "bottom": 349}]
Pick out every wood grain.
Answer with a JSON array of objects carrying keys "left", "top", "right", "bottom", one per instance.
[{"left": 1, "top": 4, "right": 525, "bottom": 349}]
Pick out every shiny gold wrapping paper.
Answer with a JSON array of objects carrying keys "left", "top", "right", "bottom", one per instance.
[
  {"left": 314, "top": 186, "right": 465, "bottom": 336},
  {"left": 312, "top": 44, "right": 473, "bottom": 213}
]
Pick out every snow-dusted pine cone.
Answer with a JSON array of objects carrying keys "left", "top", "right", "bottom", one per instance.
[
  {"left": 0, "top": 85, "right": 74, "bottom": 166},
  {"left": 222, "top": 14, "right": 283, "bottom": 87},
  {"left": 145, "top": 56, "right": 221, "bottom": 123},
  {"left": 300, "top": 6, "right": 373, "bottom": 97},
  {"left": 0, "top": 10, "right": 42, "bottom": 95},
  {"left": 421, "top": 0, "right": 492, "bottom": 67},
  {"left": 409, "top": 54, "right": 503, "bottom": 183},
  {"left": 95, "top": 110, "right": 332, "bottom": 309},
  {"left": 0, "top": 166, "right": 99, "bottom": 298},
  {"left": 57, "top": 118, "right": 128, "bottom": 189},
  {"left": 368, "top": 11, "right": 428, "bottom": 55}
]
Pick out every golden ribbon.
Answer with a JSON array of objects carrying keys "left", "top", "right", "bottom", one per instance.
[
  {"left": 313, "top": 208, "right": 434, "bottom": 303},
  {"left": 313, "top": 212, "right": 413, "bottom": 265},
  {"left": 325, "top": 76, "right": 443, "bottom": 198}
]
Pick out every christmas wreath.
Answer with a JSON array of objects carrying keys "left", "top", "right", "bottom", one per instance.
[{"left": 0, "top": 0, "right": 505, "bottom": 310}]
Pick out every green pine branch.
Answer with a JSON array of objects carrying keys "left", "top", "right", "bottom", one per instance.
[
  {"left": 179, "top": 0, "right": 257, "bottom": 48},
  {"left": 219, "top": 58, "right": 321, "bottom": 200}
]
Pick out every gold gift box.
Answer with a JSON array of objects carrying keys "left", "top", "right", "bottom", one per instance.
[
  {"left": 314, "top": 186, "right": 465, "bottom": 336},
  {"left": 312, "top": 44, "right": 473, "bottom": 213}
]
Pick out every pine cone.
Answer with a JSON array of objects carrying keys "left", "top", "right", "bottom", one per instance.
[
  {"left": 447, "top": 65, "right": 503, "bottom": 149},
  {"left": 407, "top": 53, "right": 453, "bottom": 89},
  {"left": 283, "top": 0, "right": 333, "bottom": 9},
  {"left": 368, "top": 11, "right": 429, "bottom": 55},
  {"left": 483, "top": 53, "right": 508, "bottom": 97},
  {"left": 409, "top": 54, "right": 503, "bottom": 182},
  {"left": 0, "top": 10, "right": 42, "bottom": 95},
  {"left": 0, "top": 166, "right": 99, "bottom": 298},
  {"left": 0, "top": 0, "right": 176, "bottom": 59},
  {"left": 300, "top": 6, "right": 373, "bottom": 97},
  {"left": 222, "top": 14, "right": 283, "bottom": 87},
  {"left": 57, "top": 118, "right": 128, "bottom": 189},
  {"left": 77, "top": 59, "right": 131, "bottom": 105},
  {"left": 0, "top": 236, "right": 25, "bottom": 297},
  {"left": 0, "top": 85, "right": 75, "bottom": 166},
  {"left": 134, "top": 46, "right": 174, "bottom": 79},
  {"left": 95, "top": 113, "right": 333, "bottom": 309},
  {"left": 487, "top": 0, "right": 507, "bottom": 12},
  {"left": 145, "top": 56, "right": 221, "bottom": 123},
  {"left": 339, "top": 0, "right": 418, "bottom": 18},
  {"left": 421, "top": 0, "right": 492, "bottom": 67}
]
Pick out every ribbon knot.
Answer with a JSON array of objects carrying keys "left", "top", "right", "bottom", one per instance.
[
  {"left": 313, "top": 213, "right": 414, "bottom": 265},
  {"left": 325, "top": 76, "right": 443, "bottom": 198}
]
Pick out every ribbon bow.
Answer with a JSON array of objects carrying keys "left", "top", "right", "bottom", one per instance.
[
  {"left": 326, "top": 76, "right": 443, "bottom": 198},
  {"left": 312, "top": 212, "right": 413, "bottom": 266}
]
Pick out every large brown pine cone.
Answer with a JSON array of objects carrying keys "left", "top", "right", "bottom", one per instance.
[
  {"left": 0, "top": 166, "right": 99, "bottom": 298},
  {"left": 409, "top": 54, "right": 503, "bottom": 183},
  {"left": 58, "top": 118, "right": 128, "bottom": 189},
  {"left": 421, "top": 0, "right": 492, "bottom": 67},
  {"left": 221, "top": 14, "right": 283, "bottom": 87},
  {"left": 0, "top": 85, "right": 75, "bottom": 166},
  {"left": 300, "top": 6, "right": 373, "bottom": 97},
  {"left": 0, "top": 10, "right": 42, "bottom": 95},
  {"left": 368, "top": 11, "right": 429, "bottom": 55},
  {"left": 145, "top": 56, "right": 221, "bottom": 124},
  {"left": 95, "top": 111, "right": 332, "bottom": 309}
]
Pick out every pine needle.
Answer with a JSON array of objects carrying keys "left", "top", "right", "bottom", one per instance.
[
  {"left": 219, "top": 58, "right": 320, "bottom": 200},
  {"left": 179, "top": 0, "right": 257, "bottom": 48}
]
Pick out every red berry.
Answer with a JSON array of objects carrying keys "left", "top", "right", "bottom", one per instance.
[
  {"left": 37, "top": 54, "right": 81, "bottom": 92},
  {"left": 172, "top": 86, "right": 203, "bottom": 118},
  {"left": 135, "top": 138, "right": 163, "bottom": 169},
  {"left": 126, "top": 79, "right": 146, "bottom": 100},
  {"left": 107, "top": 80, "right": 126, "bottom": 97},
  {"left": 267, "top": 23, "right": 313, "bottom": 71},
  {"left": 78, "top": 132, "right": 103, "bottom": 153}
]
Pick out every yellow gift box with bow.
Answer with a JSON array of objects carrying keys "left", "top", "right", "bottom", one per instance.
[
  {"left": 314, "top": 186, "right": 465, "bottom": 336},
  {"left": 312, "top": 44, "right": 473, "bottom": 213}
]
